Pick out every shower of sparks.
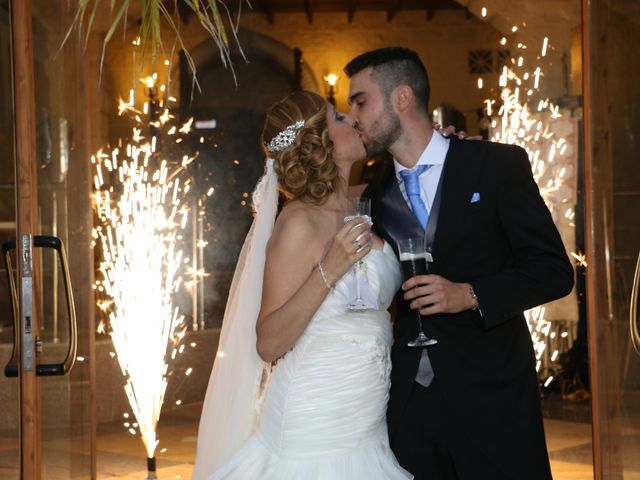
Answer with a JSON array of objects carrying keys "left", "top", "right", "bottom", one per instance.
[
  {"left": 571, "top": 251, "right": 587, "bottom": 268},
  {"left": 184, "top": 266, "right": 210, "bottom": 291},
  {"left": 92, "top": 73, "right": 212, "bottom": 457},
  {"left": 526, "top": 306, "right": 550, "bottom": 368},
  {"left": 486, "top": 36, "right": 574, "bottom": 224},
  {"left": 485, "top": 33, "right": 577, "bottom": 387}
]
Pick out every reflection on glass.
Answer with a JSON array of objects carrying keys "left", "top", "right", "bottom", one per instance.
[
  {"left": 33, "top": 0, "right": 93, "bottom": 478},
  {"left": 593, "top": 0, "right": 640, "bottom": 477}
]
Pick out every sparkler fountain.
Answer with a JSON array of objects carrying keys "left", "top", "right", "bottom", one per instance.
[{"left": 92, "top": 72, "right": 212, "bottom": 477}]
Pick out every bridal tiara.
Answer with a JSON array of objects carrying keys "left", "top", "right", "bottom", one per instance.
[{"left": 266, "top": 120, "right": 305, "bottom": 153}]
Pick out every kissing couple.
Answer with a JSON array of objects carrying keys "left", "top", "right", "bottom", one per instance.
[{"left": 193, "top": 46, "right": 573, "bottom": 480}]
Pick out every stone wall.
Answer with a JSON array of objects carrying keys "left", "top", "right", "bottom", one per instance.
[
  {"left": 86, "top": 8, "right": 581, "bottom": 143},
  {"left": 236, "top": 10, "right": 502, "bottom": 122}
]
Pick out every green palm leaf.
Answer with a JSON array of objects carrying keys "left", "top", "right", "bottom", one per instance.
[{"left": 63, "top": 0, "right": 246, "bottom": 84}]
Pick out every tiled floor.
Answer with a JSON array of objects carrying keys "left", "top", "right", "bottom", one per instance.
[
  {"left": 3, "top": 394, "right": 640, "bottom": 479},
  {"left": 95, "top": 397, "right": 601, "bottom": 480}
]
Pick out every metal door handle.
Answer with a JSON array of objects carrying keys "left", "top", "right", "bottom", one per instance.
[
  {"left": 3, "top": 236, "right": 77, "bottom": 376},
  {"left": 2, "top": 238, "right": 19, "bottom": 377},
  {"left": 631, "top": 250, "right": 640, "bottom": 355}
]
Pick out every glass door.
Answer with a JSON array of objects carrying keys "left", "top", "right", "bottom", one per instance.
[
  {"left": 1, "top": 0, "right": 95, "bottom": 478},
  {"left": 583, "top": 0, "right": 640, "bottom": 478}
]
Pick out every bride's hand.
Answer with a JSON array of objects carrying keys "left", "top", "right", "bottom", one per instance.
[{"left": 319, "top": 217, "right": 372, "bottom": 285}]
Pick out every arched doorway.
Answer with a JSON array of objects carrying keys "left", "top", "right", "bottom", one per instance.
[{"left": 176, "top": 30, "right": 318, "bottom": 328}]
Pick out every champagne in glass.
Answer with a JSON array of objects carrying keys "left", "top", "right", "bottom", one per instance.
[
  {"left": 343, "top": 198, "right": 371, "bottom": 226},
  {"left": 397, "top": 238, "right": 437, "bottom": 347},
  {"left": 344, "top": 197, "right": 377, "bottom": 311}
]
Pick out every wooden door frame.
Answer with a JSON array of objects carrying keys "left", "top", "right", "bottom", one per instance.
[{"left": 10, "top": 0, "right": 41, "bottom": 478}]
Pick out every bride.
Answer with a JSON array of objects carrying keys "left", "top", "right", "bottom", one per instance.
[{"left": 192, "top": 91, "right": 412, "bottom": 479}]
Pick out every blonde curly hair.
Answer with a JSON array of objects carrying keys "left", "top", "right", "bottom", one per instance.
[{"left": 262, "top": 91, "right": 341, "bottom": 205}]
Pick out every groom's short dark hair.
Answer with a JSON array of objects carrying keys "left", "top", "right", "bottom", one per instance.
[{"left": 344, "top": 47, "right": 430, "bottom": 115}]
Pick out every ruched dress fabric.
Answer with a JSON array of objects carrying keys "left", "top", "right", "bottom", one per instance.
[{"left": 208, "top": 242, "right": 413, "bottom": 479}]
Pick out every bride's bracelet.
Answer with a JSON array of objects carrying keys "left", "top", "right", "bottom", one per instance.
[{"left": 316, "top": 261, "right": 335, "bottom": 292}]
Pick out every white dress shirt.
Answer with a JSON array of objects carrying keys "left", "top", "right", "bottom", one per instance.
[
  {"left": 393, "top": 132, "right": 450, "bottom": 214},
  {"left": 395, "top": 132, "right": 482, "bottom": 320}
]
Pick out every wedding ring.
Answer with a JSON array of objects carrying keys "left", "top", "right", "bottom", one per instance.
[
  {"left": 355, "top": 241, "right": 362, "bottom": 249},
  {"left": 354, "top": 231, "right": 368, "bottom": 244}
]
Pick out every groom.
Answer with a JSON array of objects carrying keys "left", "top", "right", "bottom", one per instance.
[{"left": 345, "top": 47, "right": 574, "bottom": 480}]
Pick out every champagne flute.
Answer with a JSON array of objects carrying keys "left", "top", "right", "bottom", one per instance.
[
  {"left": 397, "top": 237, "right": 438, "bottom": 347},
  {"left": 344, "top": 197, "right": 377, "bottom": 311}
]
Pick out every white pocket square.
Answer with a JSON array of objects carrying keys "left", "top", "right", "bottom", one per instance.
[{"left": 470, "top": 192, "right": 481, "bottom": 203}]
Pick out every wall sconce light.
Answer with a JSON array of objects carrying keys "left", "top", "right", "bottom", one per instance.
[{"left": 323, "top": 73, "right": 339, "bottom": 106}]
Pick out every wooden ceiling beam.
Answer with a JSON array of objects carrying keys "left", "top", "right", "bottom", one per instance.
[
  {"left": 387, "top": 0, "right": 403, "bottom": 22},
  {"left": 304, "top": 0, "right": 314, "bottom": 23},
  {"left": 237, "top": 0, "right": 473, "bottom": 23},
  {"left": 262, "top": 0, "right": 274, "bottom": 23},
  {"left": 425, "top": 8, "right": 435, "bottom": 21},
  {"left": 347, "top": 0, "right": 358, "bottom": 23},
  {"left": 424, "top": 0, "right": 433, "bottom": 21}
]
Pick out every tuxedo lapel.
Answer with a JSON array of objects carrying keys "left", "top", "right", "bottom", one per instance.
[
  {"left": 377, "top": 166, "right": 424, "bottom": 257},
  {"left": 371, "top": 138, "right": 487, "bottom": 263},
  {"left": 432, "top": 138, "right": 487, "bottom": 262}
]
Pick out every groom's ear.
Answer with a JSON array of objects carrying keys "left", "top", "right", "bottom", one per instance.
[{"left": 393, "top": 85, "right": 414, "bottom": 113}]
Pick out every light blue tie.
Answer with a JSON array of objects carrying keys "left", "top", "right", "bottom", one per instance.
[{"left": 400, "top": 165, "right": 432, "bottom": 230}]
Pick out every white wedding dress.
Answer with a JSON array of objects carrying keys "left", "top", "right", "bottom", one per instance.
[{"left": 208, "top": 242, "right": 412, "bottom": 479}]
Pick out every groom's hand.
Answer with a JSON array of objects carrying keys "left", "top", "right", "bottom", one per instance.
[{"left": 402, "top": 275, "right": 478, "bottom": 315}]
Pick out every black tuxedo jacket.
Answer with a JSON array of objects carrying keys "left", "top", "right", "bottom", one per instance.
[{"left": 363, "top": 137, "right": 574, "bottom": 479}]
